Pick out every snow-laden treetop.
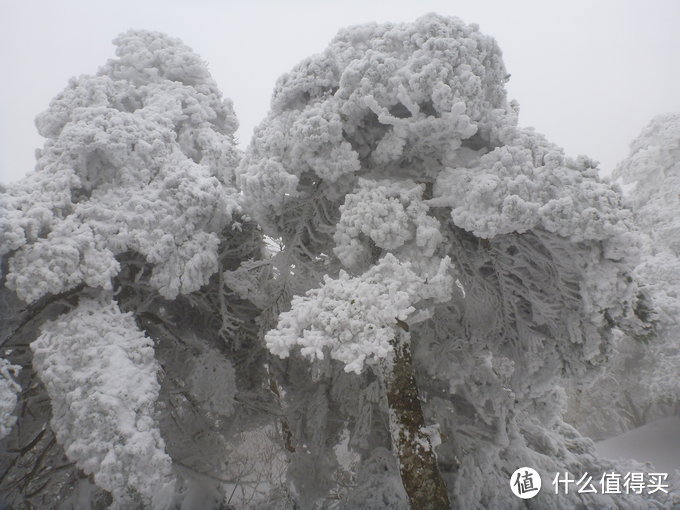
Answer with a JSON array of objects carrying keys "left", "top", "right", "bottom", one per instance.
[
  {"left": 240, "top": 14, "right": 504, "bottom": 228},
  {"left": 1, "top": 30, "right": 240, "bottom": 302},
  {"left": 240, "top": 13, "right": 633, "bottom": 246},
  {"left": 614, "top": 112, "right": 680, "bottom": 252},
  {"left": 242, "top": 14, "right": 648, "bottom": 378},
  {"left": 614, "top": 112, "right": 680, "bottom": 209}
]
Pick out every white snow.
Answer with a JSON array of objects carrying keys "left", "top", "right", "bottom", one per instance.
[
  {"left": 0, "top": 357, "right": 20, "bottom": 440},
  {"left": 266, "top": 253, "right": 453, "bottom": 373},
  {"left": 0, "top": 29, "right": 241, "bottom": 303},
  {"left": 596, "top": 417, "right": 680, "bottom": 474},
  {"left": 31, "top": 296, "right": 175, "bottom": 508}
]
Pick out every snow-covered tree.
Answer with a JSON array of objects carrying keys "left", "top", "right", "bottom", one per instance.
[
  {"left": 615, "top": 113, "right": 680, "bottom": 253},
  {"left": 1, "top": 16, "right": 676, "bottom": 510},
  {"left": 240, "top": 14, "right": 659, "bottom": 509},
  {"left": 1, "top": 29, "right": 240, "bottom": 303},
  {"left": 0, "top": 30, "right": 279, "bottom": 508},
  {"left": 568, "top": 113, "right": 680, "bottom": 440},
  {"left": 615, "top": 114, "right": 680, "bottom": 415}
]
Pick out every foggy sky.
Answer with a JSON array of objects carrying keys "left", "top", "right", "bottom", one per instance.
[{"left": 1, "top": 0, "right": 679, "bottom": 184}]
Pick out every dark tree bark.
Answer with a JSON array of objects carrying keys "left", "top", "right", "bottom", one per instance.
[{"left": 382, "top": 331, "right": 451, "bottom": 510}]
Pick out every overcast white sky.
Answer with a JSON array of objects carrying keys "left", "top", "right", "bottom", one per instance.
[{"left": 1, "top": 0, "right": 679, "bottom": 184}]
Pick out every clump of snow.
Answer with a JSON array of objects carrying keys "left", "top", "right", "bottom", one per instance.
[
  {"left": 432, "top": 133, "right": 633, "bottom": 242},
  {"left": 31, "top": 296, "right": 175, "bottom": 507},
  {"left": 334, "top": 179, "right": 442, "bottom": 270},
  {"left": 0, "top": 357, "right": 21, "bottom": 440},
  {"left": 266, "top": 253, "right": 452, "bottom": 373}
]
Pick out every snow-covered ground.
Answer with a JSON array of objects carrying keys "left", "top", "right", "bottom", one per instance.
[{"left": 596, "top": 417, "right": 680, "bottom": 474}]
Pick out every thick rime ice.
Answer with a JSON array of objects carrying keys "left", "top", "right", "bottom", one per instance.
[
  {"left": 242, "top": 13, "right": 661, "bottom": 508},
  {"left": 570, "top": 114, "right": 680, "bottom": 441},
  {"left": 621, "top": 115, "right": 680, "bottom": 402},
  {"left": 2, "top": 15, "right": 676, "bottom": 510},
  {"left": 0, "top": 30, "right": 240, "bottom": 302},
  {"left": 31, "top": 297, "right": 174, "bottom": 508},
  {"left": 239, "top": 13, "right": 508, "bottom": 236},
  {"left": 334, "top": 179, "right": 443, "bottom": 270},
  {"left": 266, "top": 254, "right": 452, "bottom": 373},
  {"left": 628, "top": 253, "right": 680, "bottom": 415},
  {"left": 433, "top": 135, "right": 634, "bottom": 242},
  {"left": 614, "top": 112, "right": 680, "bottom": 252},
  {"left": 0, "top": 30, "right": 261, "bottom": 509},
  {"left": 0, "top": 358, "right": 20, "bottom": 440},
  {"left": 615, "top": 114, "right": 680, "bottom": 403}
]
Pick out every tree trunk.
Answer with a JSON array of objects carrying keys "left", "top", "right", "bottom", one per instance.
[{"left": 382, "top": 331, "right": 451, "bottom": 510}]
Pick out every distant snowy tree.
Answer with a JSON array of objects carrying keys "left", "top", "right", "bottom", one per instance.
[
  {"left": 615, "top": 113, "right": 680, "bottom": 253},
  {"left": 568, "top": 113, "right": 680, "bottom": 439},
  {"left": 241, "top": 14, "right": 659, "bottom": 509},
  {"left": 616, "top": 114, "right": 680, "bottom": 412}
]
